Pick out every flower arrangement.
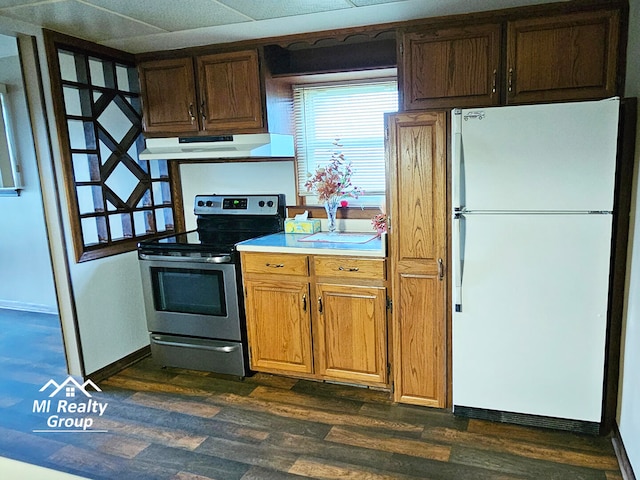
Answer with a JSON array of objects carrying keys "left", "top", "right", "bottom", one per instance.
[
  {"left": 372, "top": 212, "right": 387, "bottom": 235},
  {"left": 304, "top": 143, "right": 363, "bottom": 202}
]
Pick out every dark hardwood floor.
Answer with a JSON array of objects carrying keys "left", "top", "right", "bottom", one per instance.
[{"left": 0, "top": 308, "right": 623, "bottom": 479}]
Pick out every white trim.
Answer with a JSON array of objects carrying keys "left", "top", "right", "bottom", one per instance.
[{"left": 0, "top": 300, "right": 58, "bottom": 315}]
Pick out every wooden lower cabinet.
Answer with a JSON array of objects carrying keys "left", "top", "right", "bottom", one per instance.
[
  {"left": 315, "top": 283, "right": 387, "bottom": 386},
  {"left": 241, "top": 252, "right": 388, "bottom": 387},
  {"left": 243, "top": 278, "right": 313, "bottom": 374},
  {"left": 393, "top": 273, "right": 446, "bottom": 407}
]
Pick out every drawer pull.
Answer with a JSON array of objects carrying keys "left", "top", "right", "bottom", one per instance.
[
  {"left": 265, "top": 263, "right": 285, "bottom": 268},
  {"left": 338, "top": 266, "right": 359, "bottom": 272}
]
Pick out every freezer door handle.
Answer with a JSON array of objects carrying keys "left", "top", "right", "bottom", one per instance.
[
  {"left": 452, "top": 110, "right": 463, "bottom": 211},
  {"left": 452, "top": 213, "right": 465, "bottom": 312}
]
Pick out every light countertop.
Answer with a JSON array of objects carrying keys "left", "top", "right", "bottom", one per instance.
[{"left": 236, "top": 232, "right": 386, "bottom": 257}]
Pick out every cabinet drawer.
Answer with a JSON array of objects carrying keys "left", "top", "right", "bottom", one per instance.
[
  {"left": 314, "top": 256, "right": 386, "bottom": 280},
  {"left": 242, "top": 253, "right": 309, "bottom": 276}
]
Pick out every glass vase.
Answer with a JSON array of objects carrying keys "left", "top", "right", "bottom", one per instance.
[{"left": 324, "top": 197, "right": 340, "bottom": 233}]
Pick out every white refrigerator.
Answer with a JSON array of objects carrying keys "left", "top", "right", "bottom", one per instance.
[{"left": 451, "top": 98, "right": 620, "bottom": 429}]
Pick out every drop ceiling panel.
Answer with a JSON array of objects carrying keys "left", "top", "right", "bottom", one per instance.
[
  {"left": 0, "top": 0, "right": 574, "bottom": 53},
  {"left": 0, "top": 0, "right": 41, "bottom": 7},
  {"left": 82, "top": 0, "right": 251, "bottom": 31},
  {"left": 350, "top": 0, "right": 407, "bottom": 5},
  {"left": 0, "top": 0, "right": 165, "bottom": 42},
  {"left": 217, "top": 0, "right": 353, "bottom": 20}
]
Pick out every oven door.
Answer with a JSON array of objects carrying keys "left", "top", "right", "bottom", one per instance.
[{"left": 139, "top": 254, "right": 241, "bottom": 341}]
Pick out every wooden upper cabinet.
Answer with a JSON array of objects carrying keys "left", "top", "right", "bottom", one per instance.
[
  {"left": 138, "top": 49, "right": 265, "bottom": 136},
  {"left": 401, "top": 23, "right": 502, "bottom": 110},
  {"left": 506, "top": 10, "right": 620, "bottom": 104},
  {"left": 138, "top": 57, "right": 199, "bottom": 134},
  {"left": 197, "top": 50, "right": 264, "bottom": 132}
]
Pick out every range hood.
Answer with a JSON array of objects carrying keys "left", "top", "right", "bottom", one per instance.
[{"left": 138, "top": 134, "right": 295, "bottom": 160}]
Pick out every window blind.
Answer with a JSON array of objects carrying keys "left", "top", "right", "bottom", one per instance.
[{"left": 293, "top": 80, "right": 398, "bottom": 201}]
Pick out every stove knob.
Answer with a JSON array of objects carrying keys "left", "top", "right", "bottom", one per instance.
[
  {"left": 205, "top": 200, "right": 213, "bottom": 207},
  {"left": 267, "top": 200, "right": 274, "bottom": 207},
  {"left": 197, "top": 200, "right": 205, "bottom": 207},
  {"left": 258, "top": 200, "right": 265, "bottom": 207}
]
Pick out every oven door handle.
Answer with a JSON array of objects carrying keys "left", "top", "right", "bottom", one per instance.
[
  {"left": 139, "top": 253, "right": 232, "bottom": 264},
  {"left": 151, "top": 338, "right": 240, "bottom": 353}
]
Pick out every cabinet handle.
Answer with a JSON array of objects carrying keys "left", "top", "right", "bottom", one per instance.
[
  {"left": 508, "top": 68, "right": 514, "bottom": 93},
  {"left": 491, "top": 69, "right": 497, "bottom": 94},
  {"left": 438, "top": 258, "right": 444, "bottom": 281},
  {"left": 302, "top": 294, "right": 307, "bottom": 312},
  {"left": 265, "top": 263, "right": 284, "bottom": 268},
  {"left": 188, "top": 103, "right": 195, "bottom": 123},
  {"left": 201, "top": 100, "right": 207, "bottom": 127},
  {"left": 338, "top": 266, "right": 359, "bottom": 272},
  {"left": 318, "top": 296, "right": 323, "bottom": 313}
]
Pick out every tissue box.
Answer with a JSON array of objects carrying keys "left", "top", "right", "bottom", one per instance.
[{"left": 285, "top": 219, "right": 321, "bottom": 234}]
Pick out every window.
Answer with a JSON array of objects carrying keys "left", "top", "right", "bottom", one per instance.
[
  {"left": 46, "top": 33, "right": 176, "bottom": 262},
  {"left": 0, "top": 34, "right": 24, "bottom": 196},
  {"left": 293, "top": 80, "right": 398, "bottom": 204},
  {"left": 0, "top": 82, "right": 20, "bottom": 195}
]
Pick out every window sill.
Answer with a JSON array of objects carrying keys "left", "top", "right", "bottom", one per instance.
[
  {"left": 287, "top": 205, "right": 381, "bottom": 220},
  {"left": 0, "top": 187, "right": 21, "bottom": 197}
]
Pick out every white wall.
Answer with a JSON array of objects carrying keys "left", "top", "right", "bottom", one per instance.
[
  {"left": 0, "top": 53, "right": 57, "bottom": 313},
  {"left": 180, "top": 160, "right": 297, "bottom": 229},
  {"left": 618, "top": 0, "right": 640, "bottom": 473},
  {"left": 35, "top": 49, "right": 151, "bottom": 376}
]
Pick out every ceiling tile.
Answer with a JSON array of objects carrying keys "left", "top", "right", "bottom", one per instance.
[
  {"left": 217, "top": 0, "right": 352, "bottom": 21},
  {"left": 349, "top": 0, "right": 406, "bottom": 5},
  {"left": 0, "top": 0, "right": 43, "bottom": 7},
  {"left": 0, "top": 0, "right": 165, "bottom": 42},
  {"left": 82, "top": 0, "right": 251, "bottom": 32}
]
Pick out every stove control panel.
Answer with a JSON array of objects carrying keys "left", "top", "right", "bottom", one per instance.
[{"left": 194, "top": 194, "right": 285, "bottom": 216}]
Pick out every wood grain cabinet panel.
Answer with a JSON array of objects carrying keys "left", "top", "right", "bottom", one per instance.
[
  {"left": 241, "top": 252, "right": 388, "bottom": 387},
  {"left": 314, "top": 256, "right": 385, "bottom": 280},
  {"left": 138, "top": 50, "right": 264, "bottom": 136},
  {"left": 401, "top": 23, "right": 501, "bottom": 110},
  {"left": 138, "top": 58, "right": 199, "bottom": 134},
  {"left": 315, "top": 283, "right": 388, "bottom": 386},
  {"left": 242, "top": 252, "right": 309, "bottom": 276},
  {"left": 506, "top": 10, "right": 619, "bottom": 104},
  {"left": 244, "top": 279, "right": 313, "bottom": 374},
  {"left": 197, "top": 50, "right": 264, "bottom": 132},
  {"left": 387, "top": 111, "right": 447, "bottom": 408}
]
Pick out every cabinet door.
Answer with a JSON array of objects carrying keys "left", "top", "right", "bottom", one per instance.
[
  {"left": 244, "top": 279, "right": 313, "bottom": 374},
  {"left": 315, "top": 283, "right": 387, "bottom": 386},
  {"left": 401, "top": 23, "right": 501, "bottom": 110},
  {"left": 506, "top": 10, "right": 619, "bottom": 104},
  {"left": 387, "top": 111, "right": 447, "bottom": 407},
  {"left": 138, "top": 58, "right": 199, "bottom": 134},
  {"left": 197, "top": 50, "right": 264, "bottom": 133}
]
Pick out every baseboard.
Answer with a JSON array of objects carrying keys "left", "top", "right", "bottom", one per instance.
[
  {"left": 0, "top": 300, "right": 57, "bottom": 315},
  {"left": 86, "top": 346, "right": 151, "bottom": 383},
  {"left": 612, "top": 423, "right": 637, "bottom": 480}
]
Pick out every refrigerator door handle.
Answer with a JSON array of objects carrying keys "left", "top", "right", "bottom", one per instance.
[
  {"left": 452, "top": 110, "right": 463, "bottom": 211},
  {"left": 452, "top": 212, "right": 465, "bottom": 312}
]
